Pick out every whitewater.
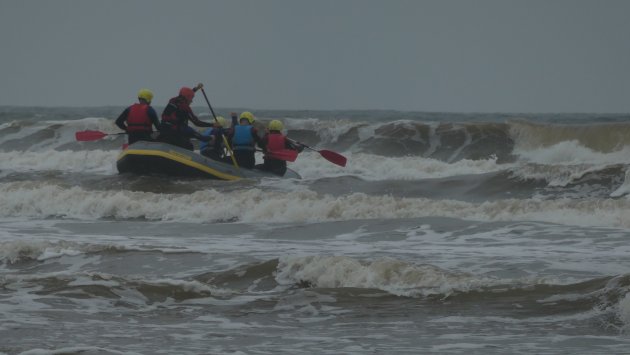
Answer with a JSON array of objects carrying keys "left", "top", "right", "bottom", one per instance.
[{"left": 1, "top": 106, "right": 630, "bottom": 354}]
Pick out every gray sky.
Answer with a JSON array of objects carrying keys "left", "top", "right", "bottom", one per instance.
[{"left": 1, "top": 0, "right": 629, "bottom": 113}]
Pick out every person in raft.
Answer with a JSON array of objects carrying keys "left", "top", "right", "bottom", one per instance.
[
  {"left": 158, "top": 83, "right": 212, "bottom": 150},
  {"left": 226, "top": 111, "right": 263, "bottom": 169},
  {"left": 115, "top": 89, "right": 161, "bottom": 145},
  {"left": 199, "top": 115, "right": 230, "bottom": 162},
  {"left": 256, "top": 119, "right": 304, "bottom": 176}
]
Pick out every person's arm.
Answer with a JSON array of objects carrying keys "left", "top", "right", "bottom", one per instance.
[
  {"left": 286, "top": 137, "right": 304, "bottom": 152},
  {"left": 182, "top": 126, "right": 210, "bottom": 141},
  {"left": 251, "top": 127, "right": 264, "bottom": 148},
  {"left": 188, "top": 113, "right": 213, "bottom": 127},
  {"left": 147, "top": 107, "right": 160, "bottom": 131},
  {"left": 115, "top": 107, "right": 130, "bottom": 131},
  {"left": 259, "top": 134, "right": 269, "bottom": 152},
  {"left": 230, "top": 112, "right": 238, "bottom": 127},
  {"left": 186, "top": 105, "right": 213, "bottom": 128}
]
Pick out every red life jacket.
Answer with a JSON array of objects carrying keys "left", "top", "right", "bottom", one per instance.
[
  {"left": 265, "top": 133, "right": 292, "bottom": 160},
  {"left": 126, "top": 103, "right": 152, "bottom": 132},
  {"left": 161, "top": 97, "right": 189, "bottom": 131}
]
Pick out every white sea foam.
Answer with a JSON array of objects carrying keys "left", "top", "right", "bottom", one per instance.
[
  {"left": 515, "top": 140, "right": 630, "bottom": 166},
  {"left": 0, "top": 150, "right": 118, "bottom": 174},
  {"left": 512, "top": 140, "right": 630, "bottom": 188},
  {"left": 618, "top": 293, "right": 630, "bottom": 331},
  {"left": 508, "top": 140, "right": 630, "bottom": 187},
  {"left": 0, "top": 240, "right": 86, "bottom": 264},
  {"left": 611, "top": 168, "right": 630, "bottom": 197},
  {"left": 292, "top": 151, "right": 504, "bottom": 180},
  {"left": 2, "top": 182, "right": 630, "bottom": 228}
]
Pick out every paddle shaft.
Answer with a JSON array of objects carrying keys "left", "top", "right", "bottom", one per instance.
[
  {"left": 286, "top": 138, "right": 316, "bottom": 152},
  {"left": 199, "top": 88, "right": 239, "bottom": 169},
  {"left": 287, "top": 138, "right": 347, "bottom": 167}
]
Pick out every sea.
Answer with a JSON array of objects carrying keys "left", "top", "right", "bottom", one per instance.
[{"left": 1, "top": 106, "right": 630, "bottom": 354}]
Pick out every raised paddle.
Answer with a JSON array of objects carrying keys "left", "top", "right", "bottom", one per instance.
[
  {"left": 199, "top": 88, "right": 240, "bottom": 169},
  {"left": 287, "top": 139, "right": 347, "bottom": 167},
  {"left": 75, "top": 130, "right": 126, "bottom": 141}
]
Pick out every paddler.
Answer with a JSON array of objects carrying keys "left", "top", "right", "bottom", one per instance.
[
  {"left": 226, "top": 111, "right": 263, "bottom": 169},
  {"left": 255, "top": 119, "right": 304, "bottom": 176},
  {"left": 199, "top": 115, "right": 230, "bottom": 162},
  {"left": 158, "top": 83, "right": 213, "bottom": 151},
  {"left": 115, "top": 89, "right": 161, "bottom": 144}
]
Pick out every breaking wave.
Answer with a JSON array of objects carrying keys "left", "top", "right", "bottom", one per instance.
[{"left": 2, "top": 182, "right": 630, "bottom": 227}]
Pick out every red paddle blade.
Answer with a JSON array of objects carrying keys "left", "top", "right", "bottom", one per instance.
[
  {"left": 75, "top": 130, "right": 108, "bottom": 141},
  {"left": 319, "top": 150, "right": 347, "bottom": 167}
]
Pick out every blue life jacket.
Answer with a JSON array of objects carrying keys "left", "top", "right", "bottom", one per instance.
[
  {"left": 199, "top": 128, "right": 213, "bottom": 151},
  {"left": 232, "top": 125, "right": 254, "bottom": 151}
]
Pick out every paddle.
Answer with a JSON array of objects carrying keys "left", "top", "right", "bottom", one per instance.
[
  {"left": 288, "top": 139, "right": 347, "bottom": 167},
  {"left": 75, "top": 130, "right": 126, "bottom": 141},
  {"left": 199, "top": 87, "right": 239, "bottom": 169}
]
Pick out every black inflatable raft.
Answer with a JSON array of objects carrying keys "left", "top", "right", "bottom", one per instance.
[{"left": 116, "top": 141, "right": 300, "bottom": 180}]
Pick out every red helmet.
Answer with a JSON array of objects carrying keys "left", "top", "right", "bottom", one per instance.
[{"left": 179, "top": 87, "right": 195, "bottom": 102}]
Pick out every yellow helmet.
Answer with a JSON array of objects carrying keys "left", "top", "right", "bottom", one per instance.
[
  {"left": 239, "top": 111, "right": 255, "bottom": 124},
  {"left": 215, "top": 116, "right": 226, "bottom": 127},
  {"left": 268, "top": 119, "right": 283, "bottom": 131},
  {"left": 137, "top": 89, "right": 154, "bottom": 103}
]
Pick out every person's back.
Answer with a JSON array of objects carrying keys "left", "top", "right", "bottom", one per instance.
[
  {"left": 257, "top": 119, "right": 302, "bottom": 176},
  {"left": 229, "top": 112, "right": 261, "bottom": 169},
  {"left": 115, "top": 89, "right": 160, "bottom": 145}
]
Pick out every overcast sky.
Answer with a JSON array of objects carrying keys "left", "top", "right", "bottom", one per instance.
[{"left": 1, "top": 0, "right": 629, "bottom": 113}]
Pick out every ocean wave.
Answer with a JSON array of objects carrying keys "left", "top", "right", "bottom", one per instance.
[
  {"left": 4, "top": 116, "right": 630, "bottom": 165},
  {"left": 510, "top": 120, "right": 630, "bottom": 153},
  {"left": 509, "top": 163, "right": 627, "bottom": 188},
  {"left": 2, "top": 182, "right": 630, "bottom": 227},
  {"left": 513, "top": 140, "right": 630, "bottom": 167},
  {"left": 18, "top": 346, "right": 139, "bottom": 355},
  {"left": 1, "top": 271, "right": 231, "bottom": 304},
  {"left": 0, "top": 117, "right": 123, "bottom": 152},
  {"left": 0, "top": 239, "right": 86, "bottom": 264},
  {"left": 0, "top": 239, "right": 198, "bottom": 265},
  {"left": 1, "top": 145, "right": 626, "bottom": 191},
  {"left": 275, "top": 255, "right": 496, "bottom": 297}
]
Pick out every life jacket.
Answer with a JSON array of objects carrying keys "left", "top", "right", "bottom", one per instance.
[
  {"left": 126, "top": 103, "right": 152, "bottom": 132},
  {"left": 161, "top": 97, "right": 189, "bottom": 131},
  {"left": 232, "top": 125, "right": 255, "bottom": 151},
  {"left": 265, "top": 132, "right": 291, "bottom": 160}
]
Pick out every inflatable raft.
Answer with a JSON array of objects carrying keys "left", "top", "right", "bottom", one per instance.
[{"left": 116, "top": 141, "right": 300, "bottom": 180}]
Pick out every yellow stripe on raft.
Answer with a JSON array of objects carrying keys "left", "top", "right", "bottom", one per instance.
[{"left": 118, "top": 148, "right": 241, "bottom": 181}]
